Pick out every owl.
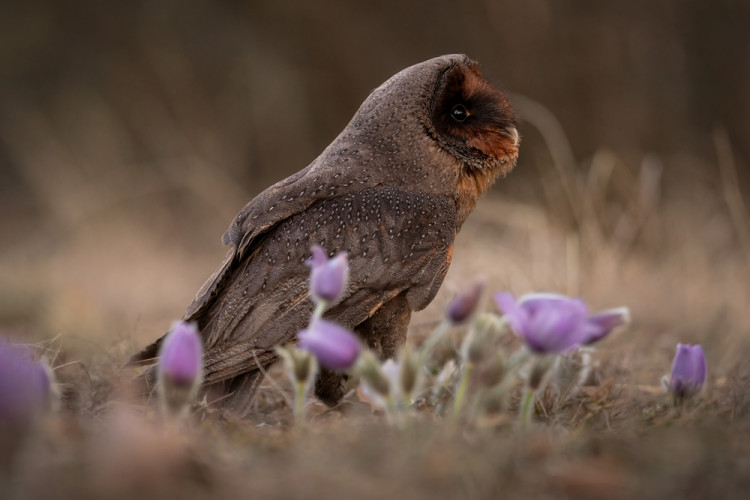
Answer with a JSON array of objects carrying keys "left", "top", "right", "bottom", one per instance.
[{"left": 129, "top": 54, "right": 519, "bottom": 415}]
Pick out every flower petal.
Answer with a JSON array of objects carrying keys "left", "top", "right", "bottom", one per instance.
[
  {"left": 298, "top": 319, "right": 361, "bottom": 370},
  {"left": 494, "top": 292, "right": 529, "bottom": 337},
  {"left": 582, "top": 307, "right": 630, "bottom": 344},
  {"left": 524, "top": 296, "right": 588, "bottom": 353},
  {"left": 690, "top": 344, "right": 707, "bottom": 388},
  {"left": 307, "top": 245, "right": 328, "bottom": 267}
]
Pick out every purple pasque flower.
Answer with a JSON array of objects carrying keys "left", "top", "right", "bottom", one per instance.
[
  {"left": 0, "top": 341, "right": 51, "bottom": 425},
  {"left": 158, "top": 322, "right": 203, "bottom": 388},
  {"left": 494, "top": 292, "right": 629, "bottom": 354},
  {"left": 669, "top": 343, "right": 706, "bottom": 398},
  {"left": 308, "top": 245, "right": 349, "bottom": 304},
  {"left": 447, "top": 279, "right": 485, "bottom": 324},
  {"left": 298, "top": 318, "right": 360, "bottom": 370}
]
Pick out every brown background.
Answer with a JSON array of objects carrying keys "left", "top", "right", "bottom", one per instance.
[{"left": 0, "top": 0, "right": 748, "bottom": 347}]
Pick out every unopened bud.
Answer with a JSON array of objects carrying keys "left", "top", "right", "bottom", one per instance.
[
  {"left": 356, "top": 351, "right": 390, "bottom": 397},
  {"left": 157, "top": 322, "right": 203, "bottom": 416},
  {"left": 478, "top": 352, "right": 506, "bottom": 388},
  {"left": 446, "top": 279, "right": 485, "bottom": 324},
  {"left": 398, "top": 346, "right": 420, "bottom": 398},
  {"left": 276, "top": 344, "right": 317, "bottom": 385},
  {"left": 308, "top": 245, "right": 349, "bottom": 304},
  {"left": 461, "top": 313, "right": 501, "bottom": 364}
]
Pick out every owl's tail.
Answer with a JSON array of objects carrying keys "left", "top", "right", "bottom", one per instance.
[{"left": 126, "top": 336, "right": 277, "bottom": 418}]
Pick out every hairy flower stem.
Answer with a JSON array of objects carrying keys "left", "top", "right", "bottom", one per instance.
[
  {"left": 312, "top": 300, "right": 327, "bottom": 321},
  {"left": 383, "top": 394, "right": 403, "bottom": 429},
  {"left": 520, "top": 387, "right": 536, "bottom": 429},
  {"left": 451, "top": 362, "right": 474, "bottom": 421},
  {"left": 420, "top": 320, "right": 451, "bottom": 360},
  {"left": 294, "top": 380, "right": 307, "bottom": 430}
]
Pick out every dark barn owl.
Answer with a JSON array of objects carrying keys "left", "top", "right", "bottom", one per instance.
[{"left": 129, "top": 54, "right": 519, "bottom": 415}]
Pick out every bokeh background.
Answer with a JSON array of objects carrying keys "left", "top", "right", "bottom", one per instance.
[{"left": 1, "top": 0, "right": 748, "bottom": 369}]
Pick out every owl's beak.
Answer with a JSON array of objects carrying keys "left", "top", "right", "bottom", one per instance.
[{"left": 503, "top": 127, "right": 520, "bottom": 148}]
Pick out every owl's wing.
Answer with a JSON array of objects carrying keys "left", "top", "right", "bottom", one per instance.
[
  {"left": 183, "top": 165, "right": 315, "bottom": 321},
  {"left": 128, "top": 165, "right": 321, "bottom": 366},
  {"left": 192, "top": 186, "right": 456, "bottom": 385},
  {"left": 184, "top": 156, "right": 376, "bottom": 322}
]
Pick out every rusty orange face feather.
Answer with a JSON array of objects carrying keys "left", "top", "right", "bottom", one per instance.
[{"left": 129, "top": 55, "right": 519, "bottom": 415}]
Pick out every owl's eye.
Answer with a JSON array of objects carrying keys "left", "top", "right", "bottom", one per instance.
[{"left": 450, "top": 104, "right": 469, "bottom": 122}]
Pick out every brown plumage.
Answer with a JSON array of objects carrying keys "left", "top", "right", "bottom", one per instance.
[{"left": 129, "top": 54, "right": 519, "bottom": 415}]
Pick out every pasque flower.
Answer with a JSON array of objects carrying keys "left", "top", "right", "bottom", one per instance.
[
  {"left": 308, "top": 245, "right": 349, "bottom": 304},
  {"left": 494, "top": 292, "right": 629, "bottom": 354},
  {"left": 159, "top": 322, "right": 203, "bottom": 387},
  {"left": 298, "top": 318, "right": 360, "bottom": 370},
  {"left": 0, "top": 342, "right": 51, "bottom": 465},
  {"left": 158, "top": 322, "right": 203, "bottom": 415},
  {"left": 669, "top": 343, "right": 706, "bottom": 398},
  {"left": 0, "top": 341, "right": 51, "bottom": 425}
]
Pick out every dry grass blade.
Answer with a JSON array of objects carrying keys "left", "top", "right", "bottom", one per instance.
[{"left": 714, "top": 126, "right": 750, "bottom": 262}]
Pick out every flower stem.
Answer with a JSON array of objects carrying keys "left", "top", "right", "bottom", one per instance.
[
  {"left": 452, "top": 362, "right": 474, "bottom": 419},
  {"left": 294, "top": 380, "right": 307, "bottom": 430},
  {"left": 520, "top": 387, "right": 536, "bottom": 429},
  {"left": 383, "top": 394, "right": 402, "bottom": 429},
  {"left": 420, "top": 320, "right": 451, "bottom": 360},
  {"left": 312, "top": 300, "right": 327, "bottom": 321}
]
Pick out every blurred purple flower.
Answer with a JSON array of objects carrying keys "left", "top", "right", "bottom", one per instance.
[
  {"left": 308, "top": 245, "right": 349, "bottom": 304},
  {"left": 0, "top": 341, "right": 50, "bottom": 425},
  {"left": 447, "top": 280, "right": 485, "bottom": 324},
  {"left": 494, "top": 292, "right": 629, "bottom": 354},
  {"left": 669, "top": 343, "right": 706, "bottom": 398},
  {"left": 298, "top": 319, "right": 360, "bottom": 370},
  {"left": 158, "top": 322, "right": 203, "bottom": 388}
]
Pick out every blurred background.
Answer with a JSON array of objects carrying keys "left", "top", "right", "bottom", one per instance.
[{"left": 0, "top": 0, "right": 748, "bottom": 373}]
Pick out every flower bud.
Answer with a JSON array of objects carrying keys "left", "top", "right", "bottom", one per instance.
[
  {"left": 398, "top": 346, "right": 420, "bottom": 398},
  {"left": 461, "top": 313, "right": 501, "bottom": 364},
  {"left": 298, "top": 318, "right": 361, "bottom": 370},
  {"left": 669, "top": 343, "right": 706, "bottom": 400},
  {"left": 0, "top": 341, "right": 52, "bottom": 463},
  {"left": 157, "top": 322, "right": 203, "bottom": 416},
  {"left": 0, "top": 342, "right": 51, "bottom": 425},
  {"left": 308, "top": 245, "right": 349, "bottom": 304},
  {"left": 446, "top": 279, "right": 485, "bottom": 324},
  {"left": 276, "top": 344, "right": 317, "bottom": 385},
  {"left": 356, "top": 351, "right": 391, "bottom": 397}
]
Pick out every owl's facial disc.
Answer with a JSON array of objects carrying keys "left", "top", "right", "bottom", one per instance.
[{"left": 430, "top": 60, "right": 519, "bottom": 174}]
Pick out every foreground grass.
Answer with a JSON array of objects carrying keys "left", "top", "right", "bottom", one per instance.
[
  {"left": 5, "top": 360, "right": 750, "bottom": 500},
  {"left": 2, "top": 324, "right": 748, "bottom": 500}
]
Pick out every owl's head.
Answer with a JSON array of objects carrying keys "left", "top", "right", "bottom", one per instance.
[
  {"left": 426, "top": 55, "right": 519, "bottom": 176},
  {"left": 350, "top": 55, "right": 518, "bottom": 181}
]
